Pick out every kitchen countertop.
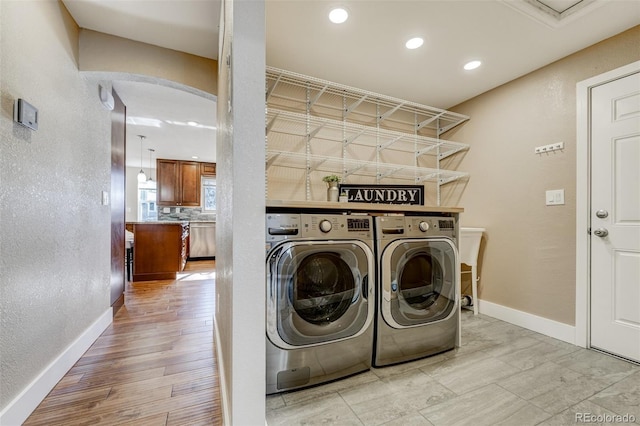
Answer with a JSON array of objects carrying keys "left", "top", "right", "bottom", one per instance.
[{"left": 266, "top": 199, "right": 463, "bottom": 214}]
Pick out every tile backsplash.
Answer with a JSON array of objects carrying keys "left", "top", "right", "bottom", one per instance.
[{"left": 158, "top": 207, "right": 216, "bottom": 222}]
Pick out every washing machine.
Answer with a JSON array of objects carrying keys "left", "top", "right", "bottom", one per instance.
[
  {"left": 374, "top": 215, "right": 459, "bottom": 367},
  {"left": 265, "top": 213, "right": 375, "bottom": 394}
]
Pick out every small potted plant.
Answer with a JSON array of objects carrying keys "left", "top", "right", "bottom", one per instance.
[{"left": 322, "top": 175, "right": 341, "bottom": 202}]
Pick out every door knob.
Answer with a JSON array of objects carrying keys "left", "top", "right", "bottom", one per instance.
[
  {"left": 593, "top": 228, "right": 609, "bottom": 237},
  {"left": 595, "top": 210, "right": 609, "bottom": 219}
]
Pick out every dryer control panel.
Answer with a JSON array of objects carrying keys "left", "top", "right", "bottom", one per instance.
[
  {"left": 376, "top": 215, "right": 456, "bottom": 240},
  {"left": 405, "top": 216, "right": 456, "bottom": 239}
]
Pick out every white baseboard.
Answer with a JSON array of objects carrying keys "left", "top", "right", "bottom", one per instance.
[
  {"left": 213, "top": 317, "right": 231, "bottom": 426},
  {"left": 478, "top": 299, "right": 576, "bottom": 345},
  {"left": 0, "top": 308, "right": 112, "bottom": 426}
]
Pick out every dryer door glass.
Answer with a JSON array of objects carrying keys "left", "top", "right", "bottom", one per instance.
[
  {"left": 269, "top": 241, "right": 373, "bottom": 347},
  {"left": 384, "top": 239, "right": 456, "bottom": 327},
  {"left": 294, "top": 252, "right": 354, "bottom": 324},
  {"left": 398, "top": 253, "right": 443, "bottom": 310}
]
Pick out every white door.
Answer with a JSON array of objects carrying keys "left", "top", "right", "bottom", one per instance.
[{"left": 590, "top": 71, "right": 640, "bottom": 363}]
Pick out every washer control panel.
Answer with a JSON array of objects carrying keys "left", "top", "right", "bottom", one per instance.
[
  {"left": 302, "top": 214, "right": 372, "bottom": 239},
  {"left": 266, "top": 214, "right": 300, "bottom": 242}
]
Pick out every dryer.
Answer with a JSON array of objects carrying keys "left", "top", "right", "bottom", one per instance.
[
  {"left": 374, "top": 215, "right": 459, "bottom": 367},
  {"left": 265, "top": 213, "right": 375, "bottom": 394}
]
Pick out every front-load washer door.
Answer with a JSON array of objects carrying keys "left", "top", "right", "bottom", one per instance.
[
  {"left": 266, "top": 240, "right": 374, "bottom": 349},
  {"left": 380, "top": 238, "right": 457, "bottom": 328}
]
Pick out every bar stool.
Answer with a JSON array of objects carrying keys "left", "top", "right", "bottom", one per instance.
[
  {"left": 459, "top": 227, "right": 485, "bottom": 315},
  {"left": 125, "top": 230, "right": 134, "bottom": 282}
]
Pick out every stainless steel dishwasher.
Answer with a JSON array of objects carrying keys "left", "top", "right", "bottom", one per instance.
[{"left": 189, "top": 221, "right": 216, "bottom": 258}]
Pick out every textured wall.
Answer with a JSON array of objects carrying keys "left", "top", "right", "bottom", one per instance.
[
  {"left": 446, "top": 26, "right": 640, "bottom": 325},
  {"left": 216, "top": 0, "right": 266, "bottom": 423},
  {"left": 0, "top": 0, "right": 111, "bottom": 411}
]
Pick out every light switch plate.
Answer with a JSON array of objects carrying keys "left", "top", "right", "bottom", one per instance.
[
  {"left": 546, "top": 189, "right": 565, "bottom": 206},
  {"left": 101, "top": 191, "right": 109, "bottom": 206}
]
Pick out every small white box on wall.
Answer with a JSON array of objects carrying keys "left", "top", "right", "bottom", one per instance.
[{"left": 14, "top": 99, "right": 38, "bottom": 130}]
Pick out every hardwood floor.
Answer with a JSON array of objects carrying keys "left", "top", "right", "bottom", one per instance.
[{"left": 24, "top": 261, "right": 222, "bottom": 426}]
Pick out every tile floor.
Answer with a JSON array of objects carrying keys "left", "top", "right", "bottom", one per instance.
[{"left": 266, "top": 310, "right": 640, "bottom": 425}]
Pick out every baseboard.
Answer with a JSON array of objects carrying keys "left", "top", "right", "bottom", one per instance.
[
  {"left": 478, "top": 299, "right": 576, "bottom": 345},
  {"left": 0, "top": 308, "right": 112, "bottom": 426},
  {"left": 214, "top": 316, "right": 231, "bottom": 426}
]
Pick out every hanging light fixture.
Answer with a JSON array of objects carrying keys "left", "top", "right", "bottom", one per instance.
[
  {"left": 147, "top": 148, "right": 155, "bottom": 182},
  {"left": 137, "top": 135, "right": 147, "bottom": 183}
]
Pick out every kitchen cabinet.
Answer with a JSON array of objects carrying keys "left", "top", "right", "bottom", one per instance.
[
  {"left": 131, "top": 222, "right": 189, "bottom": 281},
  {"left": 157, "top": 159, "right": 201, "bottom": 206},
  {"left": 201, "top": 162, "right": 216, "bottom": 176},
  {"left": 265, "top": 67, "right": 470, "bottom": 205}
]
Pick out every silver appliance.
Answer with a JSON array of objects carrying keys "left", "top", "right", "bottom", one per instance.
[
  {"left": 374, "top": 215, "right": 459, "bottom": 367},
  {"left": 189, "top": 221, "right": 216, "bottom": 258},
  {"left": 265, "top": 213, "right": 375, "bottom": 394}
]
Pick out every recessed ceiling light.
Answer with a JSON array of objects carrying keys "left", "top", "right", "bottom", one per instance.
[
  {"left": 192, "top": 156, "right": 199, "bottom": 159},
  {"left": 329, "top": 8, "right": 349, "bottom": 24},
  {"left": 187, "top": 121, "right": 199, "bottom": 126},
  {"left": 464, "top": 60, "right": 482, "bottom": 70},
  {"left": 405, "top": 37, "right": 424, "bottom": 50}
]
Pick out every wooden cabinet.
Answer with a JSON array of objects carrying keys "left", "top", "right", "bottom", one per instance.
[
  {"left": 132, "top": 222, "right": 189, "bottom": 281},
  {"left": 201, "top": 162, "right": 216, "bottom": 176},
  {"left": 157, "top": 159, "right": 201, "bottom": 206}
]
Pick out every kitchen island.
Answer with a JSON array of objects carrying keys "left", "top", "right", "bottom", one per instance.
[{"left": 129, "top": 221, "right": 189, "bottom": 282}]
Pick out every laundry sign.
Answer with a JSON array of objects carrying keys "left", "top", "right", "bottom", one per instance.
[{"left": 340, "top": 184, "right": 424, "bottom": 205}]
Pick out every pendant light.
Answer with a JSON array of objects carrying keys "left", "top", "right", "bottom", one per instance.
[
  {"left": 137, "top": 135, "right": 147, "bottom": 183},
  {"left": 147, "top": 148, "right": 155, "bottom": 182}
]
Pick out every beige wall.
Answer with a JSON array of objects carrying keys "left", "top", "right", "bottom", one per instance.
[
  {"left": 0, "top": 0, "right": 111, "bottom": 414},
  {"left": 79, "top": 29, "right": 218, "bottom": 95},
  {"left": 446, "top": 26, "right": 640, "bottom": 325}
]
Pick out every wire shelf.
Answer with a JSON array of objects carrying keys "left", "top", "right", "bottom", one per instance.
[
  {"left": 265, "top": 67, "right": 471, "bottom": 204},
  {"left": 267, "top": 109, "right": 468, "bottom": 160},
  {"left": 267, "top": 67, "right": 470, "bottom": 135},
  {"left": 266, "top": 150, "right": 468, "bottom": 185}
]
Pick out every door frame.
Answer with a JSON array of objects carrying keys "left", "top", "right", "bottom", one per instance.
[{"left": 575, "top": 60, "right": 640, "bottom": 348}]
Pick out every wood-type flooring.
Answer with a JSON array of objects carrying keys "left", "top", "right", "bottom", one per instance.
[{"left": 24, "top": 260, "right": 222, "bottom": 426}]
